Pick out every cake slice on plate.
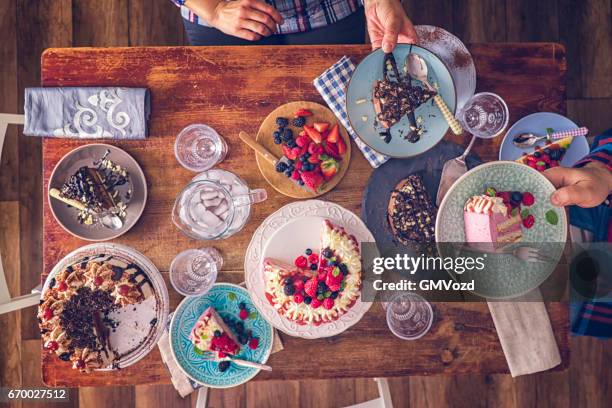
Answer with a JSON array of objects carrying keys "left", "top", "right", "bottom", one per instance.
[
  {"left": 463, "top": 195, "right": 522, "bottom": 249},
  {"left": 190, "top": 307, "right": 240, "bottom": 358}
]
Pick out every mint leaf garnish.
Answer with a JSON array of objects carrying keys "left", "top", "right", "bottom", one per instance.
[
  {"left": 545, "top": 209, "right": 559, "bottom": 225},
  {"left": 521, "top": 209, "right": 530, "bottom": 220}
]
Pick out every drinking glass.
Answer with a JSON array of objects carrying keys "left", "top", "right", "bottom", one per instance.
[
  {"left": 170, "top": 247, "right": 222, "bottom": 296},
  {"left": 456, "top": 92, "right": 509, "bottom": 139},
  {"left": 385, "top": 292, "right": 434, "bottom": 340},
  {"left": 174, "top": 124, "right": 228, "bottom": 172}
]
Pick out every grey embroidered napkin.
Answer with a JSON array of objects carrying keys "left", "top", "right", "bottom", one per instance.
[
  {"left": 23, "top": 87, "right": 150, "bottom": 139},
  {"left": 158, "top": 313, "right": 284, "bottom": 398},
  {"left": 488, "top": 289, "right": 561, "bottom": 377}
]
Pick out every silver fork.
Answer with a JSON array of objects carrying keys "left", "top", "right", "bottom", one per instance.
[
  {"left": 200, "top": 351, "right": 272, "bottom": 371},
  {"left": 503, "top": 246, "right": 557, "bottom": 263}
]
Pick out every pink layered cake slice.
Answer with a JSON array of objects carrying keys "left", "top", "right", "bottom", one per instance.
[
  {"left": 190, "top": 307, "right": 240, "bottom": 358},
  {"left": 464, "top": 195, "right": 522, "bottom": 247}
]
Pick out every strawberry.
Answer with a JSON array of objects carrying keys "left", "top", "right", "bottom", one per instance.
[
  {"left": 300, "top": 170, "right": 324, "bottom": 192},
  {"left": 282, "top": 145, "right": 297, "bottom": 160},
  {"left": 295, "top": 255, "right": 308, "bottom": 269},
  {"left": 522, "top": 214, "right": 535, "bottom": 229},
  {"left": 323, "top": 141, "right": 341, "bottom": 159},
  {"left": 239, "top": 309, "right": 249, "bottom": 320},
  {"left": 310, "top": 298, "right": 322, "bottom": 308},
  {"left": 303, "top": 125, "right": 323, "bottom": 144},
  {"left": 325, "top": 274, "right": 342, "bottom": 292},
  {"left": 294, "top": 293, "right": 304, "bottom": 304},
  {"left": 291, "top": 147, "right": 302, "bottom": 159},
  {"left": 313, "top": 122, "right": 329, "bottom": 133},
  {"left": 317, "top": 270, "right": 327, "bottom": 281},
  {"left": 522, "top": 192, "right": 535, "bottom": 206},
  {"left": 336, "top": 136, "right": 347, "bottom": 155},
  {"left": 308, "top": 143, "right": 323, "bottom": 155},
  {"left": 308, "top": 253, "right": 319, "bottom": 265},
  {"left": 308, "top": 155, "right": 321, "bottom": 164},
  {"left": 323, "top": 298, "right": 335, "bottom": 310},
  {"left": 295, "top": 135, "right": 310, "bottom": 147},
  {"left": 58, "top": 281, "right": 68, "bottom": 291},
  {"left": 326, "top": 124, "right": 339, "bottom": 143},
  {"left": 294, "top": 160, "right": 303, "bottom": 171},
  {"left": 294, "top": 108, "right": 313, "bottom": 117},
  {"left": 321, "top": 158, "right": 339, "bottom": 180},
  {"left": 248, "top": 337, "right": 259, "bottom": 350},
  {"left": 304, "top": 278, "right": 318, "bottom": 298},
  {"left": 291, "top": 170, "right": 300, "bottom": 180},
  {"left": 319, "top": 258, "right": 328, "bottom": 267}
]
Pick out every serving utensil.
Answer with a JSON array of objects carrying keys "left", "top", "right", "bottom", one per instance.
[
  {"left": 512, "top": 126, "right": 588, "bottom": 148},
  {"left": 49, "top": 187, "right": 123, "bottom": 230},
  {"left": 436, "top": 135, "right": 476, "bottom": 206},
  {"left": 406, "top": 53, "right": 463, "bottom": 135},
  {"left": 200, "top": 351, "right": 272, "bottom": 371}
]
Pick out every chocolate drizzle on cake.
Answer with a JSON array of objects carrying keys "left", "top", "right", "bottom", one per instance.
[{"left": 387, "top": 175, "right": 437, "bottom": 244}]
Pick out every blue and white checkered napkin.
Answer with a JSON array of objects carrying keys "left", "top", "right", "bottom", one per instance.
[{"left": 313, "top": 56, "right": 389, "bottom": 168}]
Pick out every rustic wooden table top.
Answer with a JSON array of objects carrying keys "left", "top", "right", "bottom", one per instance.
[{"left": 40, "top": 44, "right": 569, "bottom": 387}]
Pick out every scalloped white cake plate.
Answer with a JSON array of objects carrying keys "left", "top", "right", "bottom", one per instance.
[{"left": 245, "top": 200, "right": 375, "bottom": 339}]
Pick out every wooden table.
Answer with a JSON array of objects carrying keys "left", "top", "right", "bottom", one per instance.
[{"left": 41, "top": 44, "right": 569, "bottom": 387}]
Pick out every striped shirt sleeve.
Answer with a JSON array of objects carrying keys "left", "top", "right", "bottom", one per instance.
[{"left": 575, "top": 130, "right": 612, "bottom": 171}]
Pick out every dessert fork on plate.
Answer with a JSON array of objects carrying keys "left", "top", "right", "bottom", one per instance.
[
  {"left": 200, "top": 351, "right": 272, "bottom": 371},
  {"left": 501, "top": 245, "right": 557, "bottom": 263}
]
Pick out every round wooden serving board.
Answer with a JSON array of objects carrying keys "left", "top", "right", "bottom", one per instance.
[{"left": 255, "top": 101, "right": 351, "bottom": 198}]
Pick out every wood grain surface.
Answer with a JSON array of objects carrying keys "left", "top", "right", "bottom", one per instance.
[
  {"left": 255, "top": 101, "right": 351, "bottom": 198},
  {"left": 39, "top": 44, "right": 569, "bottom": 387}
]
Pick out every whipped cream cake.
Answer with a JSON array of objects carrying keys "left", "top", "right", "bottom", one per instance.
[
  {"left": 463, "top": 195, "right": 522, "bottom": 246},
  {"left": 190, "top": 307, "right": 240, "bottom": 358},
  {"left": 38, "top": 255, "right": 154, "bottom": 372},
  {"left": 263, "top": 219, "right": 362, "bottom": 325}
]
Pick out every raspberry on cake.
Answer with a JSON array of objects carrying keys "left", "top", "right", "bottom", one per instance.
[
  {"left": 38, "top": 255, "right": 152, "bottom": 372},
  {"left": 464, "top": 195, "right": 522, "bottom": 248},
  {"left": 190, "top": 307, "right": 240, "bottom": 358},
  {"left": 263, "top": 219, "right": 362, "bottom": 325}
]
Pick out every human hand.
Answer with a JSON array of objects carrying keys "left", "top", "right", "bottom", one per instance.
[
  {"left": 210, "top": 0, "right": 283, "bottom": 41},
  {"left": 365, "top": 0, "right": 418, "bottom": 52},
  {"left": 543, "top": 162, "right": 612, "bottom": 208}
]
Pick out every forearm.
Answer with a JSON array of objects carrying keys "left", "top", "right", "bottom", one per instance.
[{"left": 180, "top": 0, "right": 222, "bottom": 23}]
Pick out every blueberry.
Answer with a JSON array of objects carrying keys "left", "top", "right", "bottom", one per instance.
[
  {"left": 288, "top": 140, "right": 297, "bottom": 148},
  {"left": 273, "top": 137, "right": 282, "bottom": 145},
  {"left": 238, "top": 302, "right": 246, "bottom": 310},
  {"left": 59, "top": 352, "right": 71, "bottom": 361},
  {"left": 300, "top": 155, "right": 308, "bottom": 162},
  {"left": 273, "top": 130, "right": 281, "bottom": 138},
  {"left": 284, "top": 277, "right": 293, "bottom": 285},
  {"left": 214, "top": 330, "right": 221, "bottom": 337},
  {"left": 49, "top": 278, "right": 56, "bottom": 288},
  {"left": 223, "top": 316, "right": 230, "bottom": 324},
  {"left": 303, "top": 152, "right": 310, "bottom": 159},
  {"left": 235, "top": 321, "right": 244, "bottom": 332},
  {"left": 285, "top": 170, "right": 292, "bottom": 177},
  {"left": 510, "top": 191, "right": 523, "bottom": 204},
  {"left": 275, "top": 161, "right": 288, "bottom": 173},
  {"left": 283, "top": 285, "right": 295, "bottom": 296},
  {"left": 310, "top": 263, "right": 318, "bottom": 270},
  {"left": 331, "top": 291, "right": 339, "bottom": 299},
  {"left": 283, "top": 128, "right": 293, "bottom": 140},
  {"left": 298, "top": 180, "right": 304, "bottom": 186},
  {"left": 305, "top": 248, "right": 312, "bottom": 255},
  {"left": 339, "top": 263, "right": 348, "bottom": 275},
  {"left": 303, "top": 163, "right": 313, "bottom": 171},
  {"left": 304, "top": 296, "right": 312, "bottom": 305},
  {"left": 317, "top": 281, "right": 327, "bottom": 293},
  {"left": 238, "top": 333, "right": 248, "bottom": 345},
  {"left": 533, "top": 151, "right": 541, "bottom": 158},
  {"left": 549, "top": 149, "right": 561, "bottom": 161},
  {"left": 322, "top": 248, "right": 333, "bottom": 258},
  {"left": 543, "top": 148, "right": 551, "bottom": 155},
  {"left": 218, "top": 361, "right": 231, "bottom": 372},
  {"left": 287, "top": 159, "right": 294, "bottom": 165},
  {"left": 276, "top": 117, "right": 289, "bottom": 127}
]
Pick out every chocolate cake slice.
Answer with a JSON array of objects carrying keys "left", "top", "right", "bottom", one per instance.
[
  {"left": 60, "top": 166, "right": 117, "bottom": 213},
  {"left": 387, "top": 174, "right": 437, "bottom": 244}
]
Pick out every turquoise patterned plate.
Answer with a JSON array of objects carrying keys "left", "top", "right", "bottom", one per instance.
[
  {"left": 346, "top": 44, "right": 456, "bottom": 158},
  {"left": 169, "top": 283, "right": 274, "bottom": 388},
  {"left": 436, "top": 161, "right": 568, "bottom": 298}
]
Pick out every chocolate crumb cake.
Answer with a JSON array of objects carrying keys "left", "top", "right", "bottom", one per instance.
[
  {"left": 38, "top": 254, "right": 154, "bottom": 372},
  {"left": 387, "top": 175, "right": 437, "bottom": 244}
]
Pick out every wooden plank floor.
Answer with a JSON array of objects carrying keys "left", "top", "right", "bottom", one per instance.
[{"left": 0, "top": 0, "right": 610, "bottom": 407}]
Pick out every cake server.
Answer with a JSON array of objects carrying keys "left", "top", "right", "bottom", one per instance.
[
  {"left": 436, "top": 135, "right": 476, "bottom": 206},
  {"left": 512, "top": 126, "right": 588, "bottom": 148},
  {"left": 200, "top": 351, "right": 272, "bottom": 371}
]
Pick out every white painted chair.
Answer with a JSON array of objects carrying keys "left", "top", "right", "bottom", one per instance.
[
  {"left": 0, "top": 113, "right": 42, "bottom": 315},
  {"left": 344, "top": 378, "right": 393, "bottom": 408}
]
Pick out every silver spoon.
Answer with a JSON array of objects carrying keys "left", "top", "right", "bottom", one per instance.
[
  {"left": 405, "top": 53, "right": 463, "bottom": 135},
  {"left": 512, "top": 126, "right": 588, "bottom": 148},
  {"left": 436, "top": 135, "right": 476, "bottom": 206},
  {"left": 99, "top": 212, "right": 123, "bottom": 230}
]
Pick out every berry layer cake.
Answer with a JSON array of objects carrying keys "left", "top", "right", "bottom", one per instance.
[
  {"left": 190, "top": 307, "right": 240, "bottom": 358},
  {"left": 38, "top": 255, "right": 152, "bottom": 372},
  {"left": 464, "top": 195, "right": 522, "bottom": 247},
  {"left": 263, "top": 219, "right": 362, "bottom": 325}
]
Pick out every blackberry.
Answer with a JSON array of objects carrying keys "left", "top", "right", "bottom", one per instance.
[
  {"left": 292, "top": 116, "right": 306, "bottom": 127},
  {"left": 331, "top": 291, "right": 339, "bottom": 299},
  {"left": 238, "top": 302, "right": 246, "bottom": 310},
  {"left": 273, "top": 137, "right": 282, "bottom": 145},
  {"left": 218, "top": 361, "right": 231, "bottom": 372},
  {"left": 317, "top": 281, "right": 327, "bottom": 293},
  {"left": 339, "top": 263, "right": 348, "bottom": 275},
  {"left": 285, "top": 170, "right": 292, "bottom": 177},
  {"left": 510, "top": 191, "right": 523, "bottom": 204},
  {"left": 287, "top": 140, "right": 297, "bottom": 148},
  {"left": 282, "top": 128, "right": 293, "bottom": 142},
  {"left": 273, "top": 130, "right": 281, "bottom": 138},
  {"left": 310, "top": 263, "right": 318, "bottom": 270},
  {"left": 304, "top": 296, "right": 312, "bottom": 305},
  {"left": 238, "top": 333, "right": 249, "bottom": 345},
  {"left": 284, "top": 277, "right": 293, "bottom": 285},
  {"left": 284, "top": 285, "right": 296, "bottom": 296},
  {"left": 276, "top": 117, "right": 289, "bottom": 127},
  {"left": 235, "top": 321, "right": 244, "bottom": 332},
  {"left": 549, "top": 149, "right": 561, "bottom": 161},
  {"left": 214, "top": 330, "right": 221, "bottom": 337},
  {"left": 305, "top": 248, "right": 312, "bottom": 255},
  {"left": 322, "top": 248, "right": 333, "bottom": 258},
  {"left": 275, "top": 161, "right": 288, "bottom": 173}
]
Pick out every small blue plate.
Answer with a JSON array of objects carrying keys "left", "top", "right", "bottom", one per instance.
[
  {"left": 170, "top": 283, "right": 274, "bottom": 388},
  {"left": 499, "top": 112, "right": 590, "bottom": 166},
  {"left": 346, "top": 44, "right": 456, "bottom": 158}
]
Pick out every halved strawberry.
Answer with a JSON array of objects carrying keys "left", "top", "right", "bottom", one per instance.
[
  {"left": 291, "top": 170, "right": 300, "bottom": 180},
  {"left": 308, "top": 155, "right": 321, "bottom": 164},
  {"left": 313, "top": 122, "right": 329, "bottom": 133},
  {"left": 304, "top": 278, "right": 318, "bottom": 297},
  {"left": 326, "top": 124, "right": 339, "bottom": 143},
  {"left": 294, "top": 160, "right": 303, "bottom": 170},
  {"left": 300, "top": 170, "right": 324, "bottom": 192},
  {"left": 323, "top": 141, "right": 341, "bottom": 159},
  {"left": 308, "top": 143, "right": 323, "bottom": 155},
  {"left": 294, "top": 108, "right": 313, "bottom": 117},
  {"left": 321, "top": 158, "right": 339, "bottom": 180},
  {"left": 282, "top": 145, "right": 297, "bottom": 160},
  {"left": 336, "top": 137, "right": 347, "bottom": 155},
  {"left": 295, "top": 135, "right": 310, "bottom": 147},
  {"left": 303, "top": 125, "right": 323, "bottom": 144},
  {"left": 291, "top": 147, "right": 302, "bottom": 158}
]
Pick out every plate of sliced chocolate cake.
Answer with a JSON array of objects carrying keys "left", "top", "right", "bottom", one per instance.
[
  {"left": 346, "top": 44, "right": 456, "bottom": 158},
  {"left": 48, "top": 144, "right": 147, "bottom": 241}
]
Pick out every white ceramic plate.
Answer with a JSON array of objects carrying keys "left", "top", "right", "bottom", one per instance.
[
  {"left": 42, "top": 243, "right": 169, "bottom": 370},
  {"left": 244, "top": 200, "right": 375, "bottom": 339}
]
